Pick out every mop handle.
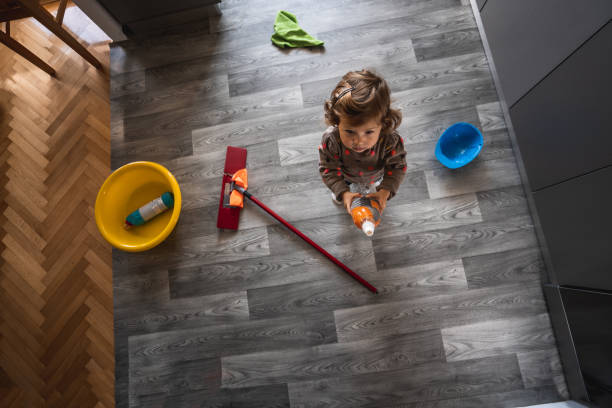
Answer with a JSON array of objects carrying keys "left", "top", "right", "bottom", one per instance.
[{"left": 243, "top": 191, "right": 378, "bottom": 294}]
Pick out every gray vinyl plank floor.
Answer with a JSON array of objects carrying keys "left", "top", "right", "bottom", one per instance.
[{"left": 110, "top": 0, "right": 567, "bottom": 406}]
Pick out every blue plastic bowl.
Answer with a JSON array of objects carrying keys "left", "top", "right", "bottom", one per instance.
[{"left": 435, "top": 122, "right": 483, "bottom": 169}]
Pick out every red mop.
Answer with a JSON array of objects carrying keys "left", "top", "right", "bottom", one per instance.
[{"left": 217, "top": 146, "right": 378, "bottom": 294}]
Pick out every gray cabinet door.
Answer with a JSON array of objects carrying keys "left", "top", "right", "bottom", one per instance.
[
  {"left": 560, "top": 287, "right": 612, "bottom": 405},
  {"left": 509, "top": 21, "right": 612, "bottom": 191},
  {"left": 533, "top": 166, "right": 612, "bottom": 292},
  {"left": 480, "top": 0, "right": 612, "bottom": 107}
]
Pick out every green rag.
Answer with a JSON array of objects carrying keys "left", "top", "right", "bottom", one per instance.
[{"left": 271, "top": 10, "right": 324, "bottom": 48}]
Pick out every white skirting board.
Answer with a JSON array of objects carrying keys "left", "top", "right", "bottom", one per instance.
[{"left": 518, "top": 401, "right": 587, "bottom": 408}]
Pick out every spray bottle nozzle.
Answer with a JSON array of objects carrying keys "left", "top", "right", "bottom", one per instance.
[{"left": 361, "top": 220, "right": 375, "bottom": 237}]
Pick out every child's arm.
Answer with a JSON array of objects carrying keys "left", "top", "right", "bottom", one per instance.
[
  {"left": 378, "top": 132, "right": 408, "bottom": 199},
  {"left": 318, "top": 131, "right": 349, "bottom": 201}
]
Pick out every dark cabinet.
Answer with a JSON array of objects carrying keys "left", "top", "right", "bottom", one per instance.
[
  {"left": 479, "top": 0, "right": 612, "bottom": 107},
  {"left": 510, "top": 22, "right": 612, "bottom": 191},
  {"left": 97, "top": 0, "right": 209, "bottom": 25},
  {"left": 560, "top": 287, "right": 612, "bottom": 407},
  {"left": 473, "top": 0, "right": 612, "bottom": 404},
  {"left": 533, "top": 166, "right": 612, "bottom": 291},
  {"left": 98, "top": 0, "right": 220, "bottom": 36}
]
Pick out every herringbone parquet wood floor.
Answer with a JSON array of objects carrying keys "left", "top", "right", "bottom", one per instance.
[{"left": 0, "top": 3, "right": 113, "bottom": 407}]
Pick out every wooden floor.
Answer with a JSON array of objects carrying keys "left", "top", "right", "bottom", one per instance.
[
  {"left": 111, "top": 0, "right": 568, "bottom": 407},
  {"left": 0, "top": 3, "right": 113, "bottom": 407}
]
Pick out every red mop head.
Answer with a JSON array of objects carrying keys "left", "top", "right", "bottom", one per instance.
[{"left": 217, "top": 147, "right": 247, "bottom": 230}]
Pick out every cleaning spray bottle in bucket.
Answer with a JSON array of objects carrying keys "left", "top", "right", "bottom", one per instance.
[
  {"left": 350, "top": 197, "right": 381, "bottom": 237},
  {"left": 125, "top": 192, "right": 174, "bottom": 229}
]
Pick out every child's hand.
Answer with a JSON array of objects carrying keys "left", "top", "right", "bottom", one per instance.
[
  {"left": 342, "top": 192, "right": 361, "bottom": 214},
  {"left": 367, "top": 189, "right": 391, "bottom": 212}
]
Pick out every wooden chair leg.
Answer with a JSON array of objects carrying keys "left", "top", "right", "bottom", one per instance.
[
  {"left": 0, "top": 29, "right": 56, "bottom": 76},
  {"left": 56, "top": 0, "right": 68, "bottom": 25},
  {"left": 16, "top": 0, "right": 102, "bottom": 69}
]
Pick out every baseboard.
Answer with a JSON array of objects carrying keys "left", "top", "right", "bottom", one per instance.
[{"left": 542, "top": 284, "right": 590, "bottom": 403}]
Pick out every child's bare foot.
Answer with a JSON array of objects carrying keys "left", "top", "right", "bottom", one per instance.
[{"left": 331, "top": 192, "right": 342, "bottom": 206}]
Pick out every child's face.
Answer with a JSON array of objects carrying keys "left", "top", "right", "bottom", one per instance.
[{"left": 338, "top": 117, "right": 382, "bottom": 153}]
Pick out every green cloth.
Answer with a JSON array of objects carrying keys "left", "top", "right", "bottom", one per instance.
[{"left": 271, "top": 11, "right": 324, "bottom": 48}]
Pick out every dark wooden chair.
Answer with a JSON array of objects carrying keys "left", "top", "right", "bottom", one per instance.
[{"left": 0, "top": 0, "right": 102, "bottom": 75}]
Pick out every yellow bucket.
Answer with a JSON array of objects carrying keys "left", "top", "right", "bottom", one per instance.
[{"left": 95, "top": 161, "right": 182, "bottom": 252}]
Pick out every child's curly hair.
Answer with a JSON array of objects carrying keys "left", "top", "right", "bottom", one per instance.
[{"left": 324, "top": 69, "right": 402, "bottom": 135}]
